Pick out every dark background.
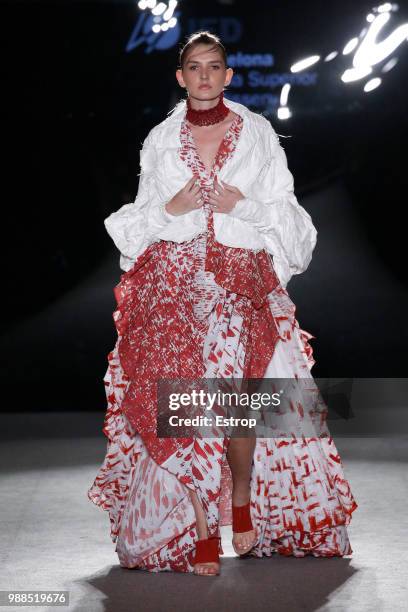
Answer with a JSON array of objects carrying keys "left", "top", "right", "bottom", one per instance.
[{"left": 1, "top": 0, "right": 407, "bottom": 411}]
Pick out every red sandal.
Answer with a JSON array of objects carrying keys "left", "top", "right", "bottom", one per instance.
[
  {"left": 193, "top": 536, "right": 221, "bottom": 575},
  {"left": 232, "top": 501, "right": 257, "bottom": 556}
]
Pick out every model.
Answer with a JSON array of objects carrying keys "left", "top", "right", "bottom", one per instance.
[{"left": 88, "top": 30, "right": 358, "bottom": 577}]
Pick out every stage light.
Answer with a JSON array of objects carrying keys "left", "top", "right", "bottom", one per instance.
[
  {"left": 277, "top": 107, "right": 292, "bottom": 120},
  {"left": 324, "top": 51, "right": 338, "bottom": 62},
  {"left": 341, "top": 64, "right": 373, "bottom": 82},
  {"left": 152, "top": 2, "right": 167, "bottom": 15},
  {"left": 364, "top": 77, "right": 382, "bottom": 91},
  {"left": 354, "top": 12, "right": 408, "bottom": 67},
  {"left": 343, "top": 38, "right": 359, "bottom": 55},
  {"left": 290, "top": 55, "right": 320, "bottom": 72},
  {"left": 341, "top": 8, "right": 408, "bottom": 84},
  {"left": 136, "top": 0, "right": 178, "bottom": 32},
  {"left": 163, "top": 0, "right": 178, "bottom": 21},
  {"left": 280, "top": 83, "right": 291, "bottom": 106},
  {"left": 378, "top": 2, "right": 393, "bottom": 12},
  {"left": 381, "top": 57, "right": 398, "bottom": 71}
]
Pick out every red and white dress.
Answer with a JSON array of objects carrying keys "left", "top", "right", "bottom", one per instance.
[{"left": 87, "top": 111, "right": 358, "bottom": 572}]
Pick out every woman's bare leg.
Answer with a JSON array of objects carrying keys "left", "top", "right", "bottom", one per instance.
[
  {"left": 188, "top": 435, "right": 257, "bottom": 571},
  {"left": 226, "top": 436, "right": 257, "bottom": 553},
  {"left": 189, "top": 488, "right": 220, "bottom": 575}
]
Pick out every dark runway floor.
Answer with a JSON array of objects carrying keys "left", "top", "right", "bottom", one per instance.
[{"left": 1, "top": 410, "right": 408, "bottom": 612}]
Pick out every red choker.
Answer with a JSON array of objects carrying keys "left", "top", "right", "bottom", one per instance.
[{"left": 186, "top": 91, "right": 230, "bottom": 126}]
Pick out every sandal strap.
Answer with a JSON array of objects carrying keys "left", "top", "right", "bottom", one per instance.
[
  {"left": 193, "top": 536, "right": 221, "bottom": 564},
  {"left": 232, "top": 501, "right": 254, "bottom": 533}
]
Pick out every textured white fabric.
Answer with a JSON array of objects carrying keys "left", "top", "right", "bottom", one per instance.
[{"left": 104, "top": 97, "right": 317, "bottom": 289}]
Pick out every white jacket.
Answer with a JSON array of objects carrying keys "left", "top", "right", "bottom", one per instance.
[{"left": 104, "top": 97, "right": 317, "bottom": 289}]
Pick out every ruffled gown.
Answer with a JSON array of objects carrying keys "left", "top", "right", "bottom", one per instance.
[{"left": 87, "top": 112, "right": 358, "bottom": 572}]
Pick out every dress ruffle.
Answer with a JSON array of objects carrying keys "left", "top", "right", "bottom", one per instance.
[{"left": 250, "top": 435, "right": 358, "bottom": 557}]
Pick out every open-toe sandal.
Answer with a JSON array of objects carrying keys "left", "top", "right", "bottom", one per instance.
[
  {"left": 193, "top": 536, "right": 221, "bottom": 576},
  {"left": 232, "top": 501, "right": 257, "bottom": 556}
]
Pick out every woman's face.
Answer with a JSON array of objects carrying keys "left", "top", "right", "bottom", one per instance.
[{"left": 176, "top": 43, "right": 233, "bottom": 101}]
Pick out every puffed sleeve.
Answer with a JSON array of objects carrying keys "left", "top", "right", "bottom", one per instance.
[
  {"left": 104, "top": 128, "right": 183, "bottom": 271},
  {"left": 228, "top": 123, "right": 317, "bottom": 288}
]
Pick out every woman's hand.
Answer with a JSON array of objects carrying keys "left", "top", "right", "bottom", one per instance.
[
  {"left": 165, "top": 175, "right": 204, "bottom": 216},
  {"left": 208, "top": 176, "right": 245, "bottom": 214}
]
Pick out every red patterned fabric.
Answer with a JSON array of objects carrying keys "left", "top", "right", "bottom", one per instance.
[{"left": 114, "top": 113, "right": 280, "bottom": 467}]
